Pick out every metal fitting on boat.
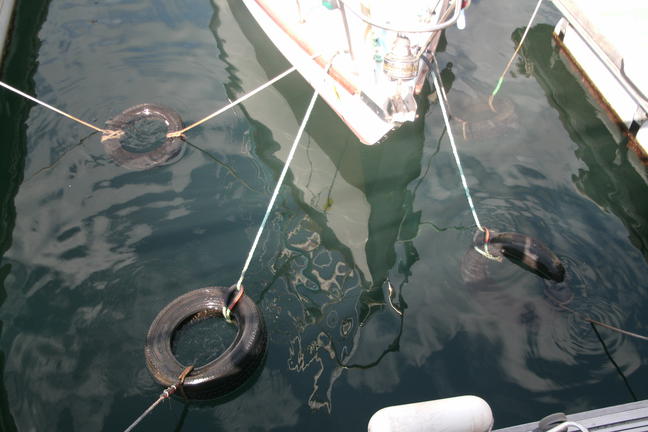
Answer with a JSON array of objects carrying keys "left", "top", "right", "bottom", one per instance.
[{"left": 383, "top": 36, "right": 419, "bottom": 80}]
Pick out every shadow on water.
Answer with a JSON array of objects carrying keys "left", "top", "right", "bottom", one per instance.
[
  {"left": 0, "top": 1, "right": 53, "bottom": 431},
  {"left": 120, "top": 5, "right": 648, "bottom": 427},
  {"left": 516, "top": 23, "right": 648, "bottom": 262},
  {"left": 210, "top": 0, "right": 439, "bottom": 413}
]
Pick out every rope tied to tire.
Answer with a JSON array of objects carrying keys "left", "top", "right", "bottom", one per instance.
[
  {"left": 144, "top": 286, "right": 267, "bottom": 401},
  {"left": 102, "top": 103, "right": 186, "bottom": 170},
  {"left": 472, "top": 226, "right": 503, "bottom": 262},
  {"left": 431, "top": 57, "right": 566, "bottom": 276},
  {"left": 431, "top": 60, "right": 503, "bottom": 263},
  {"left": 124, "top": 57, "right": 324, "bottom": 432},
  {"left": 222, "top": 284, "right": 245, "bottom": 324},
  {"left": 123, "top": 365, "right": 194, "bottom": 432}
]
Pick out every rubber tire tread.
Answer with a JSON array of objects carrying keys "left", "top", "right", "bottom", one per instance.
[
  {"left": 488, "top": 231, "right": 565, "bottom": 283},
  {"left": 145, "top": 286, "right": 267, "bottom": 400}
]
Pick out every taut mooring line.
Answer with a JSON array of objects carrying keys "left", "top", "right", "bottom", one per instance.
[
  {"left": 123, "top": 365, "right": 193, "bottom": 432},
  {"left": 223, "top": 88, "right": 320, "bottom": 322},
  {"left": 489, "top": 0, "right": 544, "bottom": 110},
  {"left": 168, "top": 53, "right": 323, "bottom": 138},
  {"left": 431, "top": 60, "right": 503, "bottom": 262},
  {"left": 167, "top": 66, "right": 299, "bottom": 138},
  {"left": 431, "top": 61, "right": 483, "bottom": 232},
  {"left": 0, "top": 80, "right": 118, "bottom": 136}
]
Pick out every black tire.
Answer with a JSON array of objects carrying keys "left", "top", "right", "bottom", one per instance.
[
  {"left": 102, "top": 103, "right": 185, "bottom": 170},
  {"left": 490, "top": 231, "right": 565, "bottom": 283},
  {"left": 450, "top": 92, "right": 517, "bottom": 141},
  {"left": 473, "top": 229, "right": 566, "bottom": 283},
  {"left": 145, "top": 286, "right": 267, "bottom": 400}
]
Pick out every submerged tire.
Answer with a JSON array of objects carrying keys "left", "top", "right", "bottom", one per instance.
[
  {"left": 102, "top": 103, "right": 185, "bottom": 170},
  {"left": 145, "top": 286, "right": 267, "bottom": 400},
  {"left": 450, "top": 91, "right": 517, "bottom": 140}
]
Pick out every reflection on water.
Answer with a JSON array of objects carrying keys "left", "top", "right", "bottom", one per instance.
[
  {"left": 514, "top": 24, "right": 648, "bottom": 261},
  {"left": 0, "top": 0, "right": 647, "bottom": 431}
]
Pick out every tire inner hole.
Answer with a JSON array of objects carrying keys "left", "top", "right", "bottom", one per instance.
[
  {"left": 120, "top": 116, "right": 168, "bottom": 154},
  {"left": 171, "top": 310, "right": 237, "bottom": 367}
]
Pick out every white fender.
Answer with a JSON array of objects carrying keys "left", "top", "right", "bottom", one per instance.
[{"left": 368, "top": 395, "right": 493, "bottom": 432}]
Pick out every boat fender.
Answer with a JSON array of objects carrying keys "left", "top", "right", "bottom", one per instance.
[
  {"left": 368, "top": 395, "right": 493, "bottom": 432},
  {"left": 145, "top": 286, "right": 267, "bottom": 400},
  {"left": 474, "top": 229, "right": 565, "bottom": 283},
  {"left": 102, "top": 103, "right": 185, "bottom": 170}
]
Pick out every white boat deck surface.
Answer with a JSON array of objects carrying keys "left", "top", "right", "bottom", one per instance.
[
  {"left": 551, "top": 0, "right": 648, "bottom": 155},
  {"left": 243, "top": 0, "right": 398, "bottom": 144},
  {"left": 251, "top": 0, "right": 360, "bottom": 93}
]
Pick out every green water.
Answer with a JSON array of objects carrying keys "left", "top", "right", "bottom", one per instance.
[{"left": 1, "top": 0, "right": 647, "bottom": 431}]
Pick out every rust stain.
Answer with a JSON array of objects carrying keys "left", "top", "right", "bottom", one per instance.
[
  {"left": 552, "top": 33, "right": 647, "bottom": 165},
  {"left": 254, "top": 0, "right": 358, "bottom": 96}
]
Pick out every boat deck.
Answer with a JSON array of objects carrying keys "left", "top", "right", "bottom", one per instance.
[
  {"left": 494, "top": 399, "right": 648, "bottom": 432},
  {"left": 243, "top": 0, "right": 396, "bottom": 144},
  {"left": 251, "top": 0, "right": 360, "bottom": 93},
  {"left": 551, "top": 0, "right": 648, "bottom": 158}
]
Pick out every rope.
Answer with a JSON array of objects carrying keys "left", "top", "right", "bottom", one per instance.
[
  {"left": 587, "top": 318, "right": 648, "bottom": 342},
  {"left": 123, "top": 391, "right": 170, "bottom": 432},
  {"left": 431, "top": 60, "right": 504, "bottom": 261},
  {"left": 167, "top": 52, "right": 325, "bottom": 138},
  {"left": 223, "top": 88, "right": 320, "bottom": 323},
  {"left": 549, "top": 297, "right": 648, "bottom": 342},
  {"left": 488, "top": 0, "right": 543, "bottom": 110},
  {"left": 1, "top": 62, "right": 318, "bottom": 141},
  {"left": 0, "top": 80, "right": 120, "bottom": 138},
  {"left": 590, "top": 322, "right": 638, "bottom": 401},
  {"left": 167, "top": 66, "right": 299, "bottom": 138},
  {"left": 472, "top": 226, "right": 503, "bottom": 262},
  {"left": 123, "top": 365, "right": 194, "bottom": 432},
  {"left": 430, "top": 60, "right": 483, "bottom": 232}
]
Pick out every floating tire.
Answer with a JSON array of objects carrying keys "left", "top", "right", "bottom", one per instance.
[
  {"left": 489, "top": 231, "right": 565, "bottom": 283},
  {"left": 473, "top": 229, "right": 566, "bottom": 283},
  {"left": 450, "top": 91, "right": 517, "bottom": 140},
  {"left": 145, "top": 286, "right": 267, "bottom": 400},
  {"left": 102, "top": 103, "right": 185, "bottom": 170}
]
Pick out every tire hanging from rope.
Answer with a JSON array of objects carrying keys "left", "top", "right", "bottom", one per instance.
[
  {"left": 124, "top": 80, "right": 320, "bottom": 431},
  {"left": 144, "top": 286, "right": 267, "bottom": 400}
]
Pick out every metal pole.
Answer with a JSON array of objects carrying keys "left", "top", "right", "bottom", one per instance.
[{"left": 340, "top": 3, "right": 356, "bottom": 62}]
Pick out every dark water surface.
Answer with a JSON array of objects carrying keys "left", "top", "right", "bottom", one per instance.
[{"left": 1, "top": 0, "right": 647, "bottom": 430}]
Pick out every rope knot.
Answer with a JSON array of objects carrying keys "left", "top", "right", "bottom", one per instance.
[
  {"left": 162, "top": 384, "right": 177, "bottom": 399},
  {"left": 100, "top": 129, "right": 124, "bottom": 142},
  {"left": 473, "top": 226, "right": 503, "bottom": 262},
  {"left": 222, "top": 284, "right": 244, "bottom": 324}
]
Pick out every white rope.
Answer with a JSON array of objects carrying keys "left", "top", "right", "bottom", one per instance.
[
  {"left": 489, "top": 0, "right": 544, "bottom": 108},
  {"left": 0, "top": 80, "right": 111, "bottom": 134},
  {"left": 170, "top": 53, "right": 323, "bottom": 138},
  {"left": 232, "top": 89, "right": 319, "bottom": 293},
  {"left": 430, "top": 64, "right": 483, "bottom": 231},
  {"left": 169, "top": 65, "right": 301, "bottom": 137}
]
